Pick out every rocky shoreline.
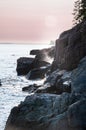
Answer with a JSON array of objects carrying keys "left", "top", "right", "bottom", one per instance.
[{"left": 4, "top": 21, "right": 86, "bottom": 130}]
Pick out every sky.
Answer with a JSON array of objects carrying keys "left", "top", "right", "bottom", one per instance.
[{"left": 0, "top": 0, "right": 75, "bottom": 43}]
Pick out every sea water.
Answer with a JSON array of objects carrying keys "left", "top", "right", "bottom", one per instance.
[{"left": 0, "top": 44, "right": 50, "bottom": 130}]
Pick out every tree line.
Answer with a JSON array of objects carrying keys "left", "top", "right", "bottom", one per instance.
[{"left": 73, "top": 0, "right": 86, "bottom": 24}]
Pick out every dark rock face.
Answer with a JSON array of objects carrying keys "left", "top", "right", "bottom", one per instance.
[
  {"left": 22, "top": 84, "right": 41, "bottom": 93},
  {"left": 36, "top": 81, "right": 71, "bottom": 94},
  {"left": 67, "top": 99, "right": 86, "bottom": 128},
  {"left": 5, "top": 93, "right": 71, "bottom": 130},
  {"left": 16, "top": 57, "right": 34, "bottom": 75},
  {"left": 26, "top": 66, "right": 50, "bottom": 80},
  {"left": 71, "top": 56, "right": 86, "bottom": 98},
  {"left": 45, "top": 69, "right": 66, "bottom": 86},
  {"left": 31, "top": 59, "right": 50, "bottom": 69},
  {"left": 16, "top": 46, "right": 54, "bottom": 76},
  {"left": 5, "top": 57, "right": 86, "bottom": 130},
  {"left": 52, "top": 21, "right": 86, "bottom": 71},
  {"left": 16, "top": 57, "right": 50, "bottom": 76},
  {"left": 36, "top": 70, "right": 71, "bottom": 94},
  {"left": 30, "top": 49, "right": 40, "bottom": 55}
]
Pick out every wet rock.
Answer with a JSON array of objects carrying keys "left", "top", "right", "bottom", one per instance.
[
  {"left": 5, "top": 56, "right": 86, "bottom": 130},
  {"left": 38, "top": 70, "right": 71, "bottom": 94},
  {"left": 0, "top": 79, "right": 1, "bottom": 86},
  {"left": 22, "top": 84, "right": 41, "bottom": 93},
  {"left": 16, "top": 57, "right": 34, "bottom": 75},
  {"left": 36, "top": 83, "right": 56, "bottom": 94},
  {"left": 52, "top": 20, "right": 86, "bottom": 71},
  {"left": 30, "top": 49, "right": 40, "bottom": 55},
  {"left": 36, "top": 81, "right": 71, "bottom": 94},
  {"left": 5, "top": 92, "right": 86, "bottom": 130},
  {"left": 62, "top": 81, "right": 71, "bottom": 93},
  {"left": 45, "top": 69, "right": 65, "bottom": 86},
  {"left": 31, "top": 46, "right": 55, "bottom": 63},
  {"left": 5, "top": 93, "right": 71, "bottom": 130},
  {"left": 36, "top": 83, "right": 52, "bottom": 93},
  {"left": 16, "top": 57, "right": 50, "bottom": 76},
  {"left": 26, "top": 66, "right": 50, "bottom": 80},
  {"left": 16, "top": 47, "right": 54, "bottom": 76},
  {"left": 31, "top": 59, "right": 50, "bottom": 70}
]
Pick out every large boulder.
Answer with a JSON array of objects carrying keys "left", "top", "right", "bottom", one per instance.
[
  {"left": 52, "top": 20, "right": 86, "bottom": 71},
  {"left": 16, "top": 57, "right": 34, "bottom": 75},
  {"left": 16, "top": 57, "right": 50, "bottom": 76}
]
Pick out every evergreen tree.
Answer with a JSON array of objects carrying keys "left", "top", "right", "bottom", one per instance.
[{"left": 73, "top": 0, "right": 86, "bottom": 24}]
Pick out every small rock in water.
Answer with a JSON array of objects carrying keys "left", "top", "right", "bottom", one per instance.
[{"left": 0, "top": 79, "right": 2, "bottom": 86}]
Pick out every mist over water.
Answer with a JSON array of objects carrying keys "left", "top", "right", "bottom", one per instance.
[{"left": 0, "top": 44, "right": 50, "bottom": 130}]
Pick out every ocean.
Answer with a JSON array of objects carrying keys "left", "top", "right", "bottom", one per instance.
[{"left": 0, "top": 44, "right": 50, "bottom": 130}]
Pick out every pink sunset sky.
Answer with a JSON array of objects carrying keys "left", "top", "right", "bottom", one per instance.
[{"left": 0, "top": 0, "right": 75, "bottom": 43}]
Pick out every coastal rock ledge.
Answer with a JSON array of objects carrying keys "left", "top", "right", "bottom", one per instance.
[
  {"left": 4, "top": 57, "right": 86, "bottom": 130},
  {"left": 5, "top": 21, "right": 86, "bottom": 130}
]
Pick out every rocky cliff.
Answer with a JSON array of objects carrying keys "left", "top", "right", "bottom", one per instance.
[
  {"left": 5, "top": 56, "right": 86, "bottom": 130},
  {"left": 5, "top": 21, "right": 86, "bottom": 130},
  {"left": 52, "top": 21, "right": 86, "bottom": 71}
]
